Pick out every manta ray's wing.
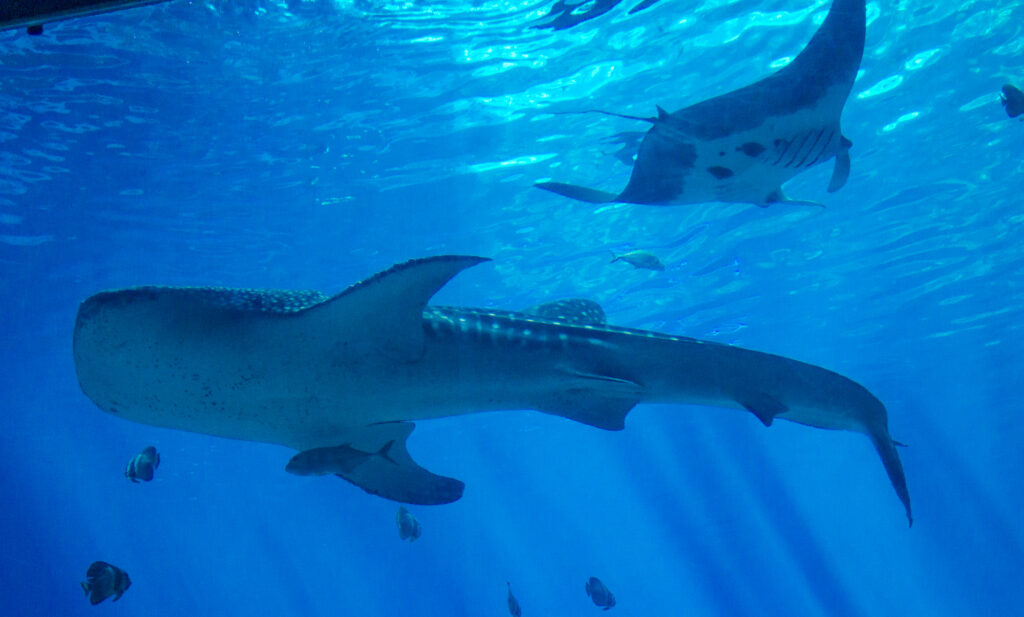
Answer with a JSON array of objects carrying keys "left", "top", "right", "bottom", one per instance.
[{"left": 286, "top": 422, "right": 465, "bottom": 505}]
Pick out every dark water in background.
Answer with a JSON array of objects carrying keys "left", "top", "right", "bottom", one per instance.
[{"left": 1, "top": 0, "right": 1022, "bottom": 614}]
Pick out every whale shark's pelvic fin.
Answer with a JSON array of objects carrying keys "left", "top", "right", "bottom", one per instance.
[
  {"left": 827, "top": 136, "right": 853, "bottom": 193},
  {"left": 739, "top": 393, "right": 788, "bottom": 427},
  {"left": 287, "top": 422, "right": 465, "bottom": 505},
  {"left": 536, "top": 368, "right": 644, "bottom": 431}
]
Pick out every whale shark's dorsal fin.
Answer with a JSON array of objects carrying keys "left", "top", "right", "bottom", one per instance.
[
  {"left": 286, "top": 422, "right": 465, "bottom": 505},
  {"left": 524, "top": 298, "right": 607, "bottom": 326},
  {"left": 309, "top": 255, "right": 490, "bottom": 362}
]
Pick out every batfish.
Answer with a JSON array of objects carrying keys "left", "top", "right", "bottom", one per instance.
[
  {"left": 73, "top": 256, "right": 911, "bottom": 524},
  {"left": 536, "top": 0, "right": 865, "bottom": 207}
]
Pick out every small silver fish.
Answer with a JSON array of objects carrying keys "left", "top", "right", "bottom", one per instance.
[
  {"left": 81, "top": 561, "right": 131, "bottom": 605},
  {"left": 395, "top": 506, "right": 422, "bottom": 541},
  {"left": 507, "top": 581, "right": 522, "bottom": 617},
  {"left": 125, "top": 446, "right": 160, "bottom": 482},
  {"left": 610, "top": 250, "right": 664, "bottom": 271},
  {"left": 585, "top": 576, "right": 615, "bottom": 610}
]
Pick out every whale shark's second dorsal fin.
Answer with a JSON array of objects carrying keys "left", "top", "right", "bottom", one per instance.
[
  {"left": 307, "top": 255, "right": 490, "bottom": 362},
  {"left": 286, "top": 422, "right": 465, "bottom": 505}
]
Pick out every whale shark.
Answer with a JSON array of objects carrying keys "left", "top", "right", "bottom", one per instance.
[
  {"left": 536, "top": 0, "right": 865, "bottom": 206},
  {"left": 73, "top": 256, "right": 911, "bottom": 524}
]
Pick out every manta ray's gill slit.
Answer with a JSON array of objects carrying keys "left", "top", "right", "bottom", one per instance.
[
  {"left": 771, "top": 139, "right": 793, "bottom": 166},
  {"left": 793, "top": 129, "right": 826, "bottom": 168},
  {"left": 782, "top": 132, "right": 815, "bottom": 168},
  {"left": 804, "top": 129, "right": 836, "bottom": 168}
]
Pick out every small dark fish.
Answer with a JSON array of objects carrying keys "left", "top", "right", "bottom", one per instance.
[
  {"left": 585, "top": 576, "right": 615, "bottom": 610},
  {"left": 81, "top": 561, "right": 131, "bottom": 605},
  {"left": 507, "top": 581, "right": 522, "bottom": 617},
  {"left": 395, "top": 506, "right": 422, "bottom": 541},
  {"left": 1001, "top": 84, "right": 1024, "bottom": 119},
  {"left": 125, "top": 446, "right": 160, "bottom": 482},
  {"left": 610, "top": 250, "right": 665, "bottom": 271}
]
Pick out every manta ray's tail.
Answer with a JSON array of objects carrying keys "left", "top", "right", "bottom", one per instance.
[
  {"left": 535, "top": 181, "right": 619, "bottom": 203},
  {"left": 870, "top": 431, "right": 913, "bottom": 526}
]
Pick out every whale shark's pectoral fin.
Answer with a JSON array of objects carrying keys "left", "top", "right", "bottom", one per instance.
[
  {"left": 739, "top": 393, "right": 788, "bottom": 427},
  {"left": 827, "top": 136, "right": 853, "bottom": 193},
  {"left": 535, "top": 182, "right": 619, "bottom": 203},
  {"left": 310, "top": 255, "right": 489, "bottom": 362},
  {"left": 536, "top": 369, "right": 645, "bottom": 430},
  {"left": 286, "top": 422, "right": 465, "bottom": 505}
]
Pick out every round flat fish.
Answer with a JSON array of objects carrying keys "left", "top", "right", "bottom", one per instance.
[
  {"left": 125, "top": 446, "right": 160, "bottom": 482},
  {"left": 395, "top": 506, "right": 422, "bottom": 541},
  {"left": 585, "top": 576, "right": 616, "bottom": 610},
  {"left": 81, "top": 561, "right": 131, "bottom": 605},
  {"left": 1001, "top": 84, "right": 1024, "bottom": 119}
]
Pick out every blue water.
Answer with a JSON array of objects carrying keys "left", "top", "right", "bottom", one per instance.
[{"left": 1, "top": 0, "right": 1022, "bottom": 614}]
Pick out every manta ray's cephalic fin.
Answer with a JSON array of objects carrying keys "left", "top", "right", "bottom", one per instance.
[
  {"left": 286, "top": 422, "right": 465, "bottom": 505},
  {"left": 827, "top": 136, "right": 853, "bottom": 193}
]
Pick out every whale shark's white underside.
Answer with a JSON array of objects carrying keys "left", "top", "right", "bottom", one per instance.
[
  {"left": 73, "top": 256, "right": 911, "bottom": 524},
  {"left": 536, "top": 0, "right": 865, "bottom": 207}
]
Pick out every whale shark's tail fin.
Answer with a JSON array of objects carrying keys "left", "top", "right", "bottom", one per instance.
[
  {"left": 870, "top": 431, "right": 913, "bottom": 526},
  {"left": 286, "top": 422, "right": 464, "bottom": 505}
]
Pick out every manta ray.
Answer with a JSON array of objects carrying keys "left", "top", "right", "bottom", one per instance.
[
  {"left": 73, "top": 256, "right": 911, "bottom": 524},
  {"left": 536, "top": 0, "right": 865, "bottom": 206}
]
